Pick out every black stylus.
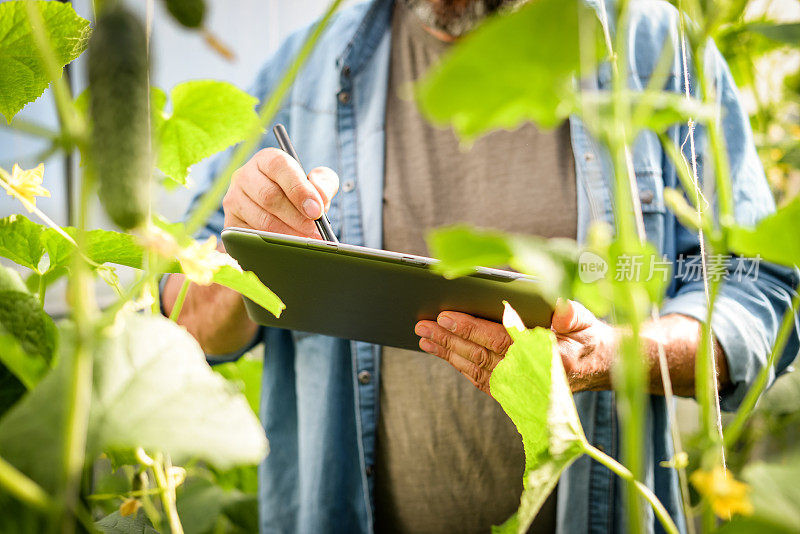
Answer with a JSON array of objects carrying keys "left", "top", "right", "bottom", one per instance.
[{"left": 273, "top": 124, "right": 339, "bottom": 243}]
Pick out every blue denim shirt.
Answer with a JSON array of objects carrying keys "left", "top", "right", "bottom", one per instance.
[{"left": 187, "top": 1, "right": 800, "bottom": 532}]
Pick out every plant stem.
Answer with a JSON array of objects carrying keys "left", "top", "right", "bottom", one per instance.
[
  {"left": 169, "top": 278, "right": 190, "bottom": 322},
  {"left": 185, "top": 0, "right": 345, "bottom": 235},
  {"left": 152, "top": 455, "right": 183, "bottom": 534},
  {"left": 584, "top": 443, "right": 680, "bottom": 534},
  {"left": 0, "top": 455, "right": 52, "bottom": 512},
  {"left": 724, "top": 290, "right": 800, "bottom": 448}
]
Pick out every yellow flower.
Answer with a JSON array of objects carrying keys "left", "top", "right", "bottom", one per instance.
[
  {"left": 177, "top": 235, "right": 241, "bottom": 286},
  {"left": 691, "top": 466, "right": 753, "bottom": 519},
  {"left": 1, "top": 163, "right": 50, "bottom": 211}
]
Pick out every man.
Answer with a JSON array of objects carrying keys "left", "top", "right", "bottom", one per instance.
[{"left": 162, "top": 0, "right": 800, "bottom": 533}]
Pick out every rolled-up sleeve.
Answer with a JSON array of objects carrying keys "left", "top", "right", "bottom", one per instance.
[{"left": 660, "top": 42, "right": 800, "bottom": 411}]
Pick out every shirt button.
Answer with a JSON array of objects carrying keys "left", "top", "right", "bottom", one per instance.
[
  {"left": 342, "top": 179, "right": 355, "bottom": 193},
  {"left": 342, "top": 65, "right": 351, "bottom": 77},
  {"left": 357, "top": 370, "right": 371, "bottom": 385},
  {"left": 338, "top": 90, "right": 351, "bottom": 104},
  {"left": 365, "top": 464, "right": 374, "bottom": 477},
  {"left": 584, "top": 152, "right": 595, "bottom": 162},
  {"left": 639, "top": 190, "right": 655, "bottom": 204}
]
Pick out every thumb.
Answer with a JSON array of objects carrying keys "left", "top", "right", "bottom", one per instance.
[
  {"left": 551, "top": 298, "right": 595, "bottom": 334},
  {"left": 308, "top": 167, "right": 339, "bottom": 212}
]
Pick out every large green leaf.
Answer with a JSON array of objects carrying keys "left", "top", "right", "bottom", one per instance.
[
  {"left": 0, "top": 0, "right": 91, "bottom": 122},
  {"left": 0, "top": 215, "right": 45, "bottom": 270},
  {"left": 213, "top": 353, "right": 263, "bottom": 415},
  {"left": 152, "top": 81, "right": 260, "bottom": 184},
  {"left": 0, "top": 313, "right": 268, "bottom": 494},
  {"left": 490, "top": 304, "right": 586, "bottom": 534},
  {"left": 415, "top": 0, "right": 601, "bottom": 140},
  {"left": 728, "top": 195, "right": 800, "bottom": 267},
  {"left": 176, "top": 476, "right": 256, "bottom": 534}
]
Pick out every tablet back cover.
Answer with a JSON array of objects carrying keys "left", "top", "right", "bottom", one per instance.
[{"left": 222, "top": 228, "right": 552, "bottom": 351}]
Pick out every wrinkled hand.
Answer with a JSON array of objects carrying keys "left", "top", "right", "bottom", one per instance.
[
  {"left": 416, "top": 299, "right": 617, "bottom": 396},
  {"left": 222, "top": 148, "right": 339, "bottom": 238}
]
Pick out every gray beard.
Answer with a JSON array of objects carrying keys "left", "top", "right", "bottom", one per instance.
[{"left": 399, "top": 0, "right": 525, "bottom": 37}]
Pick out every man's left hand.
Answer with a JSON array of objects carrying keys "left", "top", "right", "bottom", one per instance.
[{"left": 415, "top": 299, "right": 617, "bottom": 396}]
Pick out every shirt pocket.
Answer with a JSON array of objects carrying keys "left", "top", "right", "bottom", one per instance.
[{"left": 634, "top": 167, "right": 666, "bottom": 254}]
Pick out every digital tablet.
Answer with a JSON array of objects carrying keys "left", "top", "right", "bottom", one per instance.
[{"left": 221, "top": 227, "right": 553, "bottom": 351}]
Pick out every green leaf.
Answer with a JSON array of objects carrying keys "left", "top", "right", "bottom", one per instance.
[
  {"left": 428, "top": 225, "right": 514, "bottom": 278},
  {"left": 0, "top": 214, "right": 45, "bottom": 271},
  {"left": 427, "top": 225, "right": 580, "bottom": 305},
  {"left": 747, "top": 22, "right": 800, "bottom": 47},
  {"left": 96, "top": 510, "right": 158, "bottom": 534},
  {"left": 416, "top": 0, "right": 601, "bottom": 140},
  {"left": 0, "top": 313, "right": 269, "bottom": 494},
  {"left": 490, "top": 304, "right": 586, "bottom": 534},
  {"left": 212, "top": 265, "right": 284, "bottom": 318},
  {"left": 176, "top": 476, "right": 255, "bottom": 534},
  {"left": 152, "top": 80, "right": 260, "bottom": 184},
  {"left": 0, "top": 0, "right": 91, "bottom": 122},
  {"left": 728, "top": 195, "right": 800, "bottom": 267}
]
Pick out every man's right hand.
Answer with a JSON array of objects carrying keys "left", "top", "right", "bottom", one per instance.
[{"left": 222, "top": 147, "right": 340, "bottom": 238}]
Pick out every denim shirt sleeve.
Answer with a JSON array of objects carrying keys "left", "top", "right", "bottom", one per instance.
[
  {"left": 159, "top": 29, "right": 311, "bottom": 363},
  {"left": 660, "top": 43, "right": 800, "bottom": 411}
]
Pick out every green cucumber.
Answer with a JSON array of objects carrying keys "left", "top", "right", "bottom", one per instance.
[{"left": 88, "top": 6, "right": 150, "bottom": 230}]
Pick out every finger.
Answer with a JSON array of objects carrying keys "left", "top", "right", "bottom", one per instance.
[
  {"left": 237, "top": 169, "right": 317, "bottom": 233},
  {"left": 254, "top": 148, "right": 325, "bottom": 220},
  {"left": 551, "top": 298, "right": 595, "bottom": 334},
  {"left": 435, "top": 312, "right": 512, "bottom": 356},
  {"left": 418, "top": 337, "right": 492, "bottom": 395},
  {"left": 415, "top": 321, "right": 502, "bottom": 370},
  {"left": 307, "top": 167, "right": 339, "bottom": 211},
  {"left": 224, "top": 187, "right": 320, "bottom": 238}
]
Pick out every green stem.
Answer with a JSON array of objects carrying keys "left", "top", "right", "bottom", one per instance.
[
  {"left": 87, "top": 487, "right": 163, "bottom": 500},
  {"left": 584, "top": 443, "right": 680, "bottom": 534},
  {"left": 724, "top": 291, "right": 800, "bottom": 448},
  {"left": 0, "top": 455, "right": 52, "bottom": 512},
  {"left": 37, "top": 273, "right": 46, "bottom": 303},
  {"left": 152, "top": 455, "right": 183, "bottom": 534},
  {"left": 185, "top": 0, "right": 345, "bottom": 235},
  {"left": 168, "top": 278, "right": 190, "bottom": 322},
  {"left": 23, "top": 5, "right": 94, "bottom": 534},
  {"left": 2, "top": 118, "right": 60, "bottom": 141}
]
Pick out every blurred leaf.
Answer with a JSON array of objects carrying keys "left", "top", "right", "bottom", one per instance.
[
  {"left": 0, "top": 291, "right": 55, "bottom": 397},
  {"left": 95, "top": 510, "right": 158, "bottom": 534},
  {"left": 177, "top": 476, "right": 256, "bottom": 534},
  {"left": 0, "top": 1, "right": 91, "bottom": 122},
  {"left": 428, "top": 226, "right": 513, "bottom": 278},
  {"left": 728, "top": 195, "right": 800, "bottom": 267},
  {"left": 0, "top": 266, "right": 27, "bottom": 293},
  {"left": 747, "top": 22, "right": 800, "bottom": 47},
  {"left": 0, "top": 313, "right": 268, "bottom": 494},
  {"left": 490, "top": 304, "right": 586, "bottom": 534},
  {"left": 152, "top": 81, "right": 260, "bottom": 184},
  {"left": 213, "top": 354, "right": 262, "bottom": 415},
  {"left": 718, "top": 454, "right": 800, "bottom": 534},
  {"left": 416, "top": 0, "right": 601, "bottom": 140}
]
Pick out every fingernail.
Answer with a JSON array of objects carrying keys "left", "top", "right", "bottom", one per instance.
[
  {"left": 415, "top": 324, "right": 431, "bottom": 338},
  {"left": 302, "top": 199, "right": 321, "bottom": 219},
  {"left": 437, "top": 315, "right": 456, "bottom": 332},
  {"left": 420, "top": 339, "right": 437, "bottom": 354},
  {"left": 555, "top": 298, "right": 569, "bottom": 314}
]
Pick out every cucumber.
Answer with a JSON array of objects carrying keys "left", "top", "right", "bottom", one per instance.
[
  {"left": 88, "top": 6, "right": 150, "bottom": 230},
  {"left": 163, "top": 0, "right": 206, "bottom": 29}
]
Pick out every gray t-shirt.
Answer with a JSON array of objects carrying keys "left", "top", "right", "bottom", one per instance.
[{"left": 374, "top": 4, "right": 577, "bottom": 533}]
